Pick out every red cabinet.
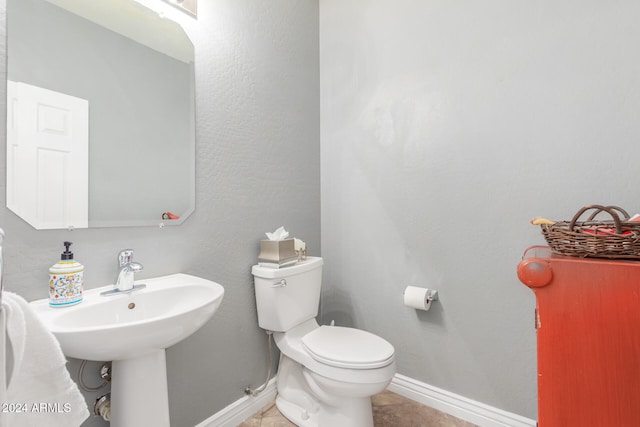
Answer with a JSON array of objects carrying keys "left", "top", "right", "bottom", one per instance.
[{"left": 517, "top": 246, "right": 640, "bottom": 427}]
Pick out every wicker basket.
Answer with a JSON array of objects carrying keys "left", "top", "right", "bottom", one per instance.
[{"left": 540, "top": 205, "right": 640, "bottom": 259}]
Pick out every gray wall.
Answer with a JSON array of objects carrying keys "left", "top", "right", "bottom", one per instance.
[
  {"left": 0, "top": 1, "right": 320, "bottom": 426},
  {"left": 320, "top": 0, "right": 640, "bottom": 420}
]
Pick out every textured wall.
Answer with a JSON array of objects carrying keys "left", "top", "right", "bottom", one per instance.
[
  {"left": 320, "top": 0, "right": 640, "bottom": 420},
  {"left": 0, "top": 1, "right": 319, "bottom": 426}
]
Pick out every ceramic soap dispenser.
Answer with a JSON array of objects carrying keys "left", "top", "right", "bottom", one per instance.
[{"left": 49, "top": 241, "right": 84, "bottom": 307}]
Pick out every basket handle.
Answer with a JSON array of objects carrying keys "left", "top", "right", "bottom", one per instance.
[
  {"left": 585, "top": 205, "right": 630, "bottom": 221},
  {"left": 568, "top": 205, "right": 628, "bottom": 233}
]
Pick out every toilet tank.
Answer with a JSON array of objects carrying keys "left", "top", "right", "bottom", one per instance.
[{"left": 252, "top": 257, "right": 323, "bottom": 332}]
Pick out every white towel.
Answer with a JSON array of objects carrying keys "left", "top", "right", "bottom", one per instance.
[{"left": 2, "top": 292, "right": 89, "bottom": 427}]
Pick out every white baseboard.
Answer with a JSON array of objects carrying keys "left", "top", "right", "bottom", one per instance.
[
  {"left": 388, "top": 374, "right": 537, "bottom": 427},
  {"left": 196, "top": 374, "right": 536, "bottom": 427},
  {"left": 194, "top": 378, "right": 277, "bottom": 427}
]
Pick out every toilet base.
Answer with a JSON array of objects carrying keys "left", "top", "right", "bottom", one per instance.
[
  {"left": 275, "top": 356, "right": 377, "bottom": 427},
  {"left": 276, "top": 395, "right": 317, "bottom": 427},
  {"left": 276, "top": 393, "right": 374, "bottom": 427}
]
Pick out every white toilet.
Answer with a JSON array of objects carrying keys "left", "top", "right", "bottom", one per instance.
[{"left": 252, "top": 257, "right": 396, "bottom": 427}]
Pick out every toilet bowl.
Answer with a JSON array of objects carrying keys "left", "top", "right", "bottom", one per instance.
[
  {"left": 273, "top": 319, "right": 395, "bottom": 426},
  {"left": 252, "top": 257, "right": 396, "bottom": 426}
]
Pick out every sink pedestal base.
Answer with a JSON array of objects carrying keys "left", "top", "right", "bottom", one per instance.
[{"left": 110, "top": 350, "right": 170, "bottom": 427}]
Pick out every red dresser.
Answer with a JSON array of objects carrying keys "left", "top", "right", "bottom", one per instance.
[{"left": 517, "top": 246, "right": 640, "bottom": 427}]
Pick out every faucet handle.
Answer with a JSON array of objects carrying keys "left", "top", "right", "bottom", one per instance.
[{"left": 118, "top": 249, "right": 134, "bottom": 267}]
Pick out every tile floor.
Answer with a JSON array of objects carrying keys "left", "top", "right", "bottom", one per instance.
[{"left": 239, "top": 390, "right": 479, "bottom": 427}]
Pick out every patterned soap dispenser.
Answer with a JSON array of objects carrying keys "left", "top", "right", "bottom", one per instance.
[{"left": 49, "top": 241, "right": 84, "bottom": 307}]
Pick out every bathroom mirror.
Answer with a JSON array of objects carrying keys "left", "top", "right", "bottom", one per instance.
[{"left": 6, "top": 0, "right": 195, "bottom": 229}]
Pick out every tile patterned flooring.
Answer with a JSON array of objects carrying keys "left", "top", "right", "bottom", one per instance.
[{"left": 239, "top": 390, "right": 479, "bottom": 427}]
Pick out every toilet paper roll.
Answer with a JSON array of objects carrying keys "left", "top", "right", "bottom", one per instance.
[{"left": 403, "top": 286, "right": 433, "bottom": 311}]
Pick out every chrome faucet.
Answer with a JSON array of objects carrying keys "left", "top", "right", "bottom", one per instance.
[{"left": 101, "top": 249, "right": 146, "bottom": 296}]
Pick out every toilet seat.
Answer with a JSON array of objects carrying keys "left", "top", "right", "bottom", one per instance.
[{"left": 301, "top": 326, "right": 395, "bottom": 369}]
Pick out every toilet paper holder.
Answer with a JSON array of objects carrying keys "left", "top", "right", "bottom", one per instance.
[
  {"left": 403, "top": 286, "right": 439, "bottom": 311},
  {"left": 402, "top": 288, "right": 438, "bottom": 300}
]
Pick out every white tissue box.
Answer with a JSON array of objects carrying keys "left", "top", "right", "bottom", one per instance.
[{"left": 258, "top": 239, "right": 298, "bottom": 267}]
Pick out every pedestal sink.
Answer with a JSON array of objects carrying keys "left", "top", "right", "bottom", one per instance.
[{"left": 30, "top": 273, "right": 224, "bottom": 427}]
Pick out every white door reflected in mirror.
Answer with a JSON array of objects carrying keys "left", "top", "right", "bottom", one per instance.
[{"left": 6, "top": 81, "right": 89, "bottom": 230}]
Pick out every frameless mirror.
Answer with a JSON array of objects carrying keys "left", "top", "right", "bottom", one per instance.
[{"left": 6, "top": 0, "right": 195, "bottom": 229}]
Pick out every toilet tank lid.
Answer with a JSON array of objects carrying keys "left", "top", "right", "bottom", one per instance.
[
  {"left": 252, "top": 256, "right": 323, "bottom": 279},
  {"left": 302, "top": 325, "right": 395, "bottom": 369}
]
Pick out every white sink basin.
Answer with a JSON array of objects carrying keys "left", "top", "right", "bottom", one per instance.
[
  {"left": 30, "top": 273, "right": 224, "bottom": 361},
  {"left": 30, "top": 272, "right": 224, "bottom": 427}
]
